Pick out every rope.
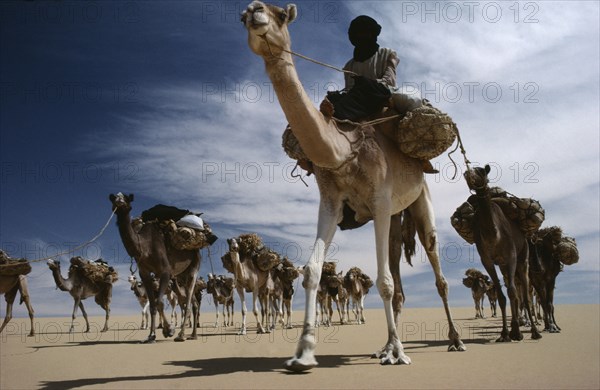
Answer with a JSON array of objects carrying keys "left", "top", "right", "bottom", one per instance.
[
  {"left": 259, "top": 33, "right": 357, "bottom": 77},
  {"left": 290, "top": 162, "right": 309, "bottom": 187},
  {"left": 447, "top": 125, "right": 472, "bottom": 180},
  {"left": 6, "top": 209, "right": 116, "bottom": 265}
]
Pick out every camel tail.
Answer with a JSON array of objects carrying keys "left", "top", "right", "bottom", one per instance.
[{"left": 401, "top": 209, "right": 417, "bottom": 267}]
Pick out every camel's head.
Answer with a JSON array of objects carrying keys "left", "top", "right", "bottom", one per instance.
[
  {"left": 47, "top": 259, "right": 60, "bottom": 270},
  {"left": 127, "top": 274, "right": 137, "bottom": 284},
  {"left": 109, "top": 192, "right": 134, "bottom": 212},
  {"left": 326, "top": 272, "right": 344, "bottom": 288},
  {"left": 464, "top": 164, "right": 490, "bottom": 192},
  {"left": 241, "top": 2, "right": 297, "bottom": 58},
  {"left": 227, "top": 238, "right": 240, "bottom": 253}
]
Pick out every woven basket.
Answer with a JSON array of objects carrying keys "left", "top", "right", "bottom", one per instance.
[
  {"left": 237, "top": 233, "right": 264, "bottom": 257},
  {"left": 555, "top": 236, "right": 579, "bottom": 265},
  {"left": 450, "top": 202, "right": 476, "bottom": 244},
  {"left": 396, "top": 101, "right": 457, "bottom": 160},
  {"left": 165, "top": 220, "right": 214, "bottom": 251},
  {"left": 0, "top": 259, "right": 32, "bottom": 276},
  {"left": 282, "top": 125, "right": 307, "bottom": 161},
  {"left": 255, "top": 249, "right": 280, "bottom": 272}
]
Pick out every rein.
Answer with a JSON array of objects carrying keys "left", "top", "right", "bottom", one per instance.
[{"left": 5, "top": 209, "right": 117, "bottom": 265}]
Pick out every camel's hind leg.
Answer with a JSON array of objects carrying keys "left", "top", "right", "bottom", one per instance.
[
  {"left": 408, "top": 187, "right": 465, "bottom": 351},
  {"left": 175, "top": 273, "right": 198, "bottom": 342},
  {"left": 284, "top": 196, "right": 341, "bottom": 372},
  {"left": 369, "top": 195, "right": 411, "bottom": 365},
  {"left": 17, "top": 276, "right": 35, "bottom": 336},
  {"left": 517, "top": 262, "right": 541, "bottom": 340}
]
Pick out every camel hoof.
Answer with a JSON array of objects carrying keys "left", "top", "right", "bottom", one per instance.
[
  {"left": 495, "top": 335, "right": 512, "bottom": 343},
  {"left": 28, "top": 332, "right": 35, "bottom": 337},
  {"left": 141, "top": 336, "right": 156, "bottom": 344},
  {"left": 372, "top": 341, "right": 412, "bottom": 365},
  {"left": 283, "top": 356, "right": 318, "bottom": 372},
  {"left": 509, "top": 330, "right": 523, "bottom": 341},
  {"left": 448, "top": 340, "right": 467, "bottom": 352},
  {"left": 187, "top": 335, "right": 198, "bottom": 340},
  {"left": 174, "top": 336, "right": 185, "bottom": 342},
  {"left": 531, "top": 332, "right": 542, "bottom": 340},
  {"left": 378, "top": 351, "right": 411, "bottom": 366},
  {"left": 238, "top": 328, "right": 247, "bottom": 335},
  {"left": 162, "top": 326, "right": 175, "bottom": 338}
]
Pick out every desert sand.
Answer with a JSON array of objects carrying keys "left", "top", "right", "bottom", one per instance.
[{"left": 1, "top": 304, "right": 598, "bottom": 389}]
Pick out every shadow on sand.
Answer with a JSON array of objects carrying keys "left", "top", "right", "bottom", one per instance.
[{"left": 38, "top": 354, "right": 363, "bottom": 389}]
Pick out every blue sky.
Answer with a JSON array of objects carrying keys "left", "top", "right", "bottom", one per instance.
[{"left": 1, "top": 0, "right": 598, "bottom": 319}]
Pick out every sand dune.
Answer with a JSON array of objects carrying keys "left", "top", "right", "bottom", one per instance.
[{"left": 1, "top": 305, "right": 598, "bottom": 389}]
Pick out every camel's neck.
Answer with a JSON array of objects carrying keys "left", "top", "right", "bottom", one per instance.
[
  {"left": 50, "top": 267, "right": 71, "bottom": 292},
  {"left": 131, "top": 282, "right": 145, "bottom": 298},
  {"left": 264, "top": 53, "right": 352, "bottom": 168},
  {"left": 353, "top": 278, "right": 362, "bottom": 296},
  {"left": 115, "top": 209, "right": 142, "bottom": 259},
  {"left": 230, "top": 251, "right": 248, "bottom": 284},
  {"left": 473, "top": 189, "right": 498, "bottom": 236}
]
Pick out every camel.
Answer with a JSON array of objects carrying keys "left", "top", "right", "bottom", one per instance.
[
  {"left": 529, "top": 226, "right": 579, "bottom": 332},
  {"left": 47, "top": 258, "right": 114, "bottom": 333},
  {"left": 170, "top": 275, "right": 206, "bottom": 339},
  {"left": 485, "top": 280, "right": 497, "bottom": 318},
  {"left": 462, "top": 268, "right": 491, "bottom": 319},
  {"left": 242, "top": 2, "right": 464, "bottom": 370},
  {"left": 344, "top": 267, "right": 373, "bottom": 324},
  {"left": 110, "top": 193, "right": 200, "bottom": 342},
  {"left": 128, "top": 274, "right": 150, "bottom": 329},
  {"left": 0, "top": 254, "right": 35, "bottom": 336},
  {"left": 315, "top": 283, "right": 329, "bottom": 327},
  {"left": 222, "top": 235, "right": 279, "bottom": 334},
  {"left": 128, "top": 274, "right": 180, "bottom": 330},
  {"left": 271, "top": 259, "right": 300, "bottom": 329},
  {"left": 206, "top": 274, "right": 235, "bottom": 327},
  {"left": 464, "top": 165, "right": 541, "bottom": 341},
  {"left": 324, "top": 271, "right": 349, "bottom": 325}
]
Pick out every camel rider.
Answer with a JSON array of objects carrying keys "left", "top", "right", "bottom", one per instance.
[{"left": 320, "top": 15, "right": 438, "bottom": 174}]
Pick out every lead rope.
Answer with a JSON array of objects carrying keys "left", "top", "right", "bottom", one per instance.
[{"left": 2, "top": 209, "right": 116, "bottom": 265}]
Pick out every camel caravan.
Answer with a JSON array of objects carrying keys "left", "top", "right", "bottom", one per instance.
[{"left": 0, "top": 0, "right": 583, "bottom": 375}]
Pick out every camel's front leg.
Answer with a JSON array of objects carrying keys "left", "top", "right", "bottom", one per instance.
[
  {"left": 409, "top": 189, "right": 465, "bottom": 351},
  {"left": 371, "top": 201, "right": 411, "bottom": 365},
  {"left": 237, "top": 286, "right": 248, "bottom": 335},
  {"left": 213, "top": 299, "right": 220, "bottom": 328},
  {"left": 141, "top": 301, "right": 149, "bottom": 330},
  {"left": 253, "top": 291, "right": 267, "bottom": 333},
  {"left": 78, "top": 301, "right": 90, "bottom": 333},
  {"left": 0, "top": 297, "right": 15, "bottom": 335},
  {"left": 284, "top": 197, "right": 341, "bottom": 372}
]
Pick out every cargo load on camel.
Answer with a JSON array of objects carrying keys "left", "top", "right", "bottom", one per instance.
[
  {"left": 135, "top": 204, "right": 218, "bottom": 251},
  {"left": 68, "top": 256, "right": 118, "bottom": 284},
  {"left": 0, "top": 250, "right": 32, "bottom": 276},
  {"left": 282, "top": 98, "right": 457, "bottom": 164},
  {"left": 451, "top": 188, "right": 545, "bottom": 245}
]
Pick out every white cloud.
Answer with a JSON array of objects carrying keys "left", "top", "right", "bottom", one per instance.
[{"left": 81, "top": 0, "right": 598, "bottom": 311}]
